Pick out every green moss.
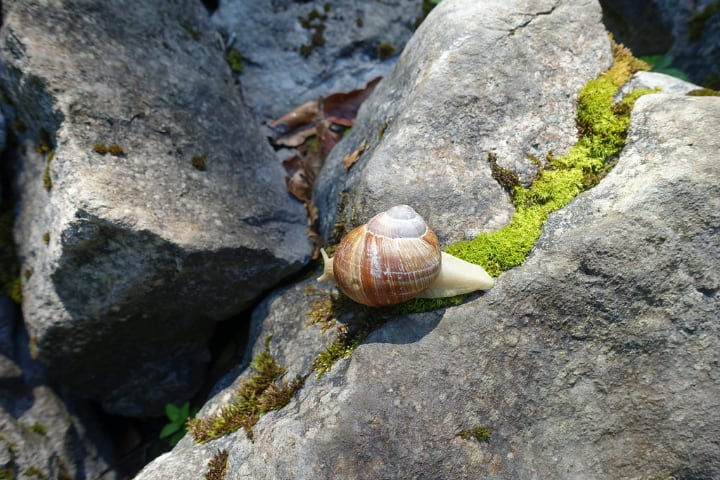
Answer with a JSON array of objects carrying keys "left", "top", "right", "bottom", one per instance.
[
  {"left": 687, "top": 88, "right": 720, "bottom": 96},
  {"left": 187, "top": 336, "right": 303, "bottom": 443},
  {"left": 458, "top": 426, "right": 493, "bottom": 442},
  {"left": 445, "top": 38, "right": 653, "bottom": 279},
  {"left": 107, "top": 144, "right": 125, "bottom": 156},
  {"left": 28, "top": 423, "right": 47, "bottom": 436},
  {"left": 376, "top": 43, "right": 397, "bottom": 60},
  {"left": 204, "top": 450, "right": 229, "bottom": 480},
  {"left": 42, "top": 151, "right": 55, "bottom": 191},
  {"left": 0, "top": 210, "right": 21, "bottom": 302},
  {"left": 36, "top": 128, "right": 52, "bottom": 154},
  {"left": 487, "top": 153, "right": 521, "bottom": 199},
  {"left": 298, "top": 9, "right": 327, "bottom": 57},
  {"left": 181, "top": 21, "right": 201, "bottom": 40},
  {"left": 22, "top": 466, "right": 46, "bottom": 479},
  {"left": 0, "top": 467, "right": 15, "bottom": 480},
  {"left": 227, "top": 49, "right": 244, "bottom": 74},
  {"left": 92, "top": 143, "right": 125, "bottom": 156}
]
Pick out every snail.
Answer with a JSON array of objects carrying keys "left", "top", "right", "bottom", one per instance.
[{"left": 317, "top": 205, "right": 494, "bottom": 306}]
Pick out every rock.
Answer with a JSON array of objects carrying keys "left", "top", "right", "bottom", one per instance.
[
  {"left": 134, "top": 94, "right": 720, "bottom": 479},
  {"left": 600, "top": 0, "right": 720, "bottom": 88},
  {"left": 0, "top": 0, "right": 311, "bottom": 416},
  {"left": 314, "top": 0, "right": 613, "bottom": 244},
  {"left": 0, "top": 300, "right": 117, "bottom": 479},
  {"left": 617, "top": 70, "right": 703, "bottom": 98},
  {"left": 0, "top": 111, "right": 6, "bottom": 154},
  {"left": 211, "top": 0, "right": 423, "bottom": 121}
]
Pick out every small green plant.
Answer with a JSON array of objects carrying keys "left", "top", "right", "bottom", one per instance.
[
  {"left": 160, "top": 401, "right": 197, "bottom": 446},
  {"left": 640, "top": 55, "right": 690, "bottom": 81},
  {"left": 457, "top": 426, "right": 493, "bottom": 442}
]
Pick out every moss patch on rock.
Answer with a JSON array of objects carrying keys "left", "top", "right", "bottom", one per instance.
[
  {"left": 187, "top": 337, "right": 304, "bottom": 443},
  {"left": 444, "top": 40, "right": 651, "bottom": 276}
]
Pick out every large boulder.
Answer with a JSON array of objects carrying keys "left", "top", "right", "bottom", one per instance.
[
  {"left": 0, "top": 0, "right": 311, "bottom": 416},
  {"left": 314, "top": 0, "right": 613, "bottom": 244},
  {"left": 136, "top": 90, "right": 720, "bottom": 480}
]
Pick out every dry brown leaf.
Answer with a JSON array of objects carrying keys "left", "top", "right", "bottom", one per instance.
[
  {"left": 282, "top": 155, "right": 315, "bottom": 203},
  {"left": 342, "top": 140, "right": 369, "bottom": 170},
  {"left": 272, "top": 78, "right": 383, "bottom": 259},
  {"left": 268, "top": 99, "right": 319, "bottom": 129}
]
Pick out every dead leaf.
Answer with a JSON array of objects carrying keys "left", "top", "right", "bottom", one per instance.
[
  {"left": 270, "top": 77, "right": 383, "bottom": 259},
  {"left": 342, "top": 140, "right": 369, "bottom": 170},
  {"left": 268, "top": 99, "right": 319, "bottom": 130},
  {"left": 283, "top": 155, "right": 315, "bottom": 203}
]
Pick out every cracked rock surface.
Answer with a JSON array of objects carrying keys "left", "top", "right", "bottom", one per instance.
[
  {"left": 138, "top": 91, "right": 720, "bottom": 480},
  {"left": 314, "top": 0, "right": 611, "bottom": 244}
]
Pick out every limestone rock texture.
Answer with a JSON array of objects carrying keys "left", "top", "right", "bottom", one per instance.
[
  {"left": 211, "top": 0, "right": 423, "bottom": 121},
  {"left": 134, "top": 0, "right": 720, "bottom": 478},
  {"left": 314, "top": 0, "right": 612, "bottom": 244},
  {"left": 0, "top": 0, "right": 311, "bottom": 416},
  {"left": 138, "top": 92, "right": 720, "bottom": 480},
  {"left": 0, "top": 298, "right": 116, "bottom": 479}
]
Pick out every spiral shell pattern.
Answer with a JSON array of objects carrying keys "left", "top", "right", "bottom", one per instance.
[{"left": 332, "top": 205, "right": 441, "bottom": 306}]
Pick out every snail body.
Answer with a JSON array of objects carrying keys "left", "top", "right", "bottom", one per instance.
[{"left": 317, "top": 205, "right": 494, "bottom": 307}]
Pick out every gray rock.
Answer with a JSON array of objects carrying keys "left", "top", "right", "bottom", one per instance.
[
  {"left": 134, "top": 93, "right": 720, "bottom": 478},
  {"left": 0, "top": 110, "right": 5, "bottom": 154},
  {"left": 617, "top": 70, "right": 703, "bottom": 98},
  {"left": 211, "top": 0, "right": 423, "bottom": 121},
  {"left": 0, "top": 304, "right": 116, "bottom": 479},
  {"left": 314, "top": 0, "right": 613, "bottom": 244},
  {"left": 0, "top": 0, "right": 311, "bottom": 416}
]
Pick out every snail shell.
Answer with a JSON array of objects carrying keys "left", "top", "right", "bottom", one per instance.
[{"left": 318, "top": 205, "right": 494, "bottom": 307}]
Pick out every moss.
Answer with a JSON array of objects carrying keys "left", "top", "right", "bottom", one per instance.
[
  {"left": 227, "top": 49, "right": 243, "bottom": 74},
  {"left": 28, "top": 336, "right": 39, "bottom": 359},
  {"left": 298, "top": 9, "right": 327, "bottom": 57},
  {"left": 22, "top": 466, "right": 46, "bottom": 479},
  {"left": 93, "top": 143, "right": 125, "bottom": 156},
  {"left": 181, "top": 21, "right": 201, "bottom": 40},
  {"left": 0, "top": 210, "right": 21, "bottom": 302},
  {"left": 42, "top": 151, "right": 55, "bottom": 191},
  {"left": 204, "top": 450, "right": 229, "bottom": 480},
  {"left": 191, "top": 155, "right": 207, "bottom": 171},
  {"left": 445, "top": 38, "right": 653, "bottom": 278},
  {"left": 458, "top": 426, "right": 493, "bottom": 442},
  {"left": 107, "top": 144, "right": 125, "bottom": 156},
  {"left": 376, "top": 43, "right": 397, "bottom": 60},
  {"left": 307, "top": 294, "right": 391, "bottom": 378},
  {"left": 28, "top": 423, "right": 47, "bottom": 436},
  {"left": 187, "top": 336, "right": 303, "bottom": 442},
  {"left": 377, "top": 119, "right": 390, "bottom": 141},
  {"left": 487, "top": 153, "right": 521, "bottom": 199},
  {"left": 36, "top": 128, "right": 52, "bottom": 154},
  {"left": 0, "top": 468, "right": 15, "bottom": 480},
  {"left": 687, "top": 88, "right": 720, "bottom": 97}
]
